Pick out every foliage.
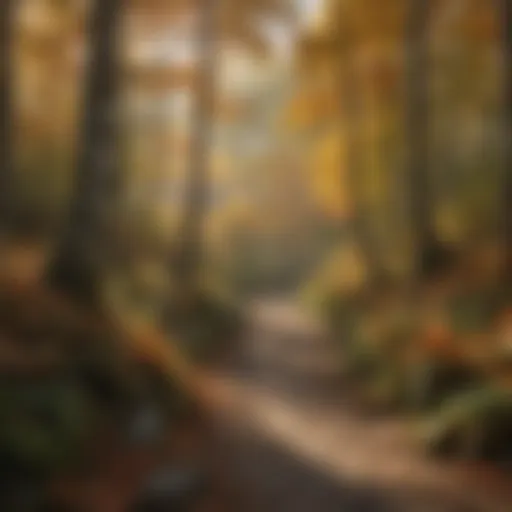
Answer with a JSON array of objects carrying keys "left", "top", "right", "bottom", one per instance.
[
  {"left": 0, "top": 280, "right": 191, "bottom": 486},
  {"left": 310, "top": 242, "right": 512, "bottom": 460},
  {"left": 164, "top": 286, "right": 243, "bottom": 363},
  {"left": 0, "top": 379, "right": 93, "bottom": 474},
  {"left": 422, "top": 387, "right": 512, "bottom": 462}
]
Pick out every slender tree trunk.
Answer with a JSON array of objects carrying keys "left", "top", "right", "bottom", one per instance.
[
  {"left": 338, "top": 40, "right": 386, "bottom": 286},
  {"left": 173, "top": 0, "right": 216, "bottom": 296},
  {"left": 0, "top": 0, "right": 14, "bottom": 234},
  {"left": 47, "top": 0, "right": 123, "bottom": 306},
  {"left": 406, "top": 0, "right": 435, "bottom": 281},
  {"left": 502, "top": 0, "right": 512, "bottom": 284}
]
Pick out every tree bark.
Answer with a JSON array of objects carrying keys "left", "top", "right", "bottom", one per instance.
[
  {"left": 405, "top": 0, "right": 435, "bottom": 281},
  {"left": 502, "top": 0, "right": 512, "bottom": 284},
  {"left": 0, "top": 0, "right": 14, "bottom": 233},
  {"left": 47, "top": 0, "right": 123, "bottom": 307}
]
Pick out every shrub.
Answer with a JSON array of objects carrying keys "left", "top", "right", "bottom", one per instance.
[
  {"left": 165, "top": 288, "right": 243, "bottom": 363},
  {"left": 0, "top": 378, "right": 94, "bottom": 475},
  {"left": 422, "top": 386, "right": 512, "bottom": 461},
  {"left": 404, "top": 357, "right": 483, "bottom": 412}
]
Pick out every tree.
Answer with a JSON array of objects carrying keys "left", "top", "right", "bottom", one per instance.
[
  {"left": 47, "top": 0, "right": 124, "bottom": 306},
  {"left": 0, "top": 0, "right": 14, "bottom": 234},
  {"left": 336, "top": 16, "right": 388, "bottom": 285},
  {"left": 296, "top": 0, "right": 390, "bottom": 285},
  {"left": 172, "top": 0, "right": 217, "bottom": 296},
  {"left": 406, "top": 0, "right": 452, "bottom": 281},
  {"left": 171, "top": 0, "right": 286, "bottom": 296},
  {"left": 501, "top": 0, "right": 512, "bottom": 283},
  {"left": 406, "top": 0, "right": 430, "bottom": 280}
]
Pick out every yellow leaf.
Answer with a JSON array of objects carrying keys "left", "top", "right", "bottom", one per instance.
[{"left": 309, "top": 127, "right": 348, "bottom": 218}]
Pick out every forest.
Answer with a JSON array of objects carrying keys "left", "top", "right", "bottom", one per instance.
[{"left": 0, "top": 0, "right": 512, "bottom": 511}]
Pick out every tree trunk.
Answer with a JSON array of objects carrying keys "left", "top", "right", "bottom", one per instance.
[
  {"left": 0, "top": 0, "right": 14, "bottom": 234},
  {"left": 47, "top": 0, "right": 123, "bottom": 307},
  {"left": 502, "top": 0, "right": 512, "bottom": 284},
  {"left": 405, "top": 0, "right": 436, "bottom": 281},
  {"left": 341, "top": 56, "right": 388, "bottom": 286},
  {"left": 173, "top": 0, "right": 216, "bottom": 297},
  {"left": 337, "top": 26, "right": 387, "bottom": 287}
]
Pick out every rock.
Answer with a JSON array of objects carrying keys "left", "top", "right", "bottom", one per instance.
[
  {"left": 125, "top": 404, "right": 167, "bottom": 447},
  {"left": 131, "top": 466, "right": 207, "bottom": 511}
]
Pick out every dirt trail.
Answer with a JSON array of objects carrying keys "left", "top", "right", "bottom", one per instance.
[{"left": 200, "top": 298, "right": 512, "bottom": 512}]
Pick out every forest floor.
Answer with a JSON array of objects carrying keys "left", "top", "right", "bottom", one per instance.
[
  {"left": 2, "top": 243, "right": 512, "bottom": 510},
  {"left": 199, "top": 297, "right": 512, "bottom": 512},
  {"left": 0, "top": 242, "right": 231, "bottom": 511}
]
